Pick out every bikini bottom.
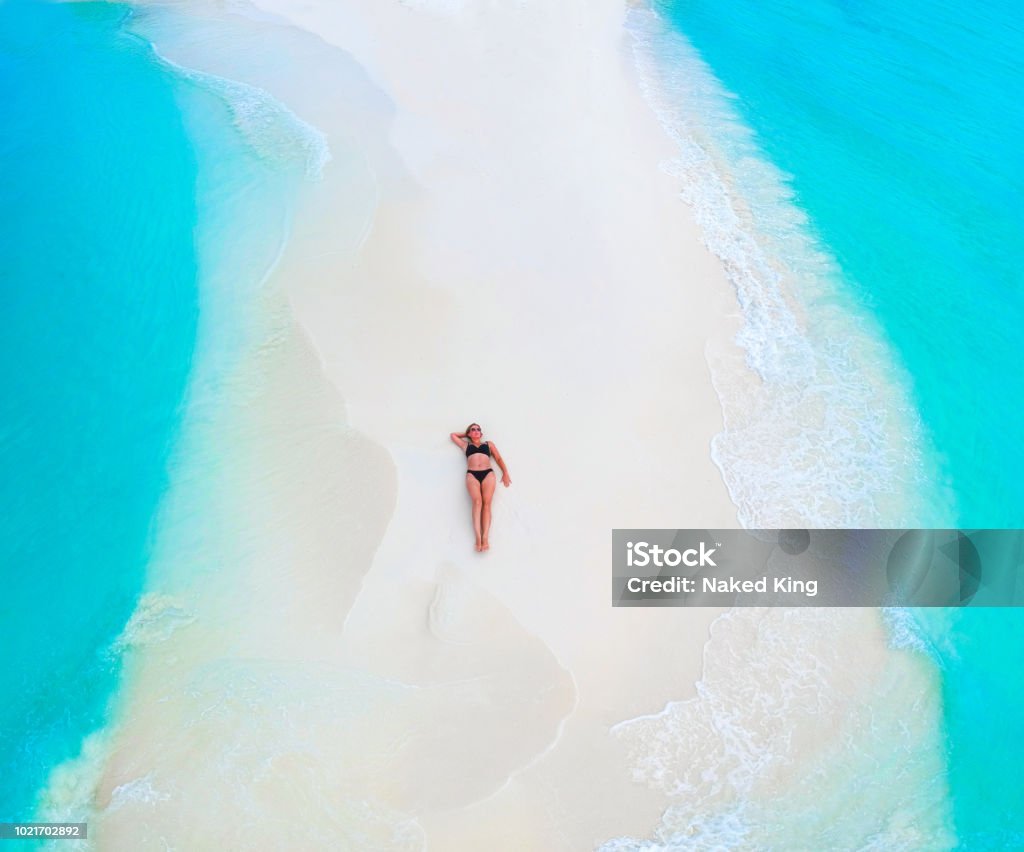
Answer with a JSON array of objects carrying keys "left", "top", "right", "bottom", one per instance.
[{"left": 467, "top": 469, "right": 494, "bottom": 484}]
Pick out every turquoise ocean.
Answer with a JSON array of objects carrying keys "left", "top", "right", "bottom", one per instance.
[
  {"left": 0, "top": 0, "right": 315, "bottom": 826},
  {"left": 633, "top": 0, "right": 1024, "bottom": 847},
  {"left": 0, "top": 0, "right": 199, "bottom": 818},
  {"left": 651, "top": 0, "right": 1024, "bottom": 528}
]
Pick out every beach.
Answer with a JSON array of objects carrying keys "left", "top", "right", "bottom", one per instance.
[
  {"left": 23, "top": 0, "right": 960, "bottom": 848},
  {"left": 32, "top": 0, "right": 741, "bottom": 847}
]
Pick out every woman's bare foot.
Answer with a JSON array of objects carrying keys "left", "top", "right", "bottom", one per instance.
[
  {"left": 482, "top": 538, "right": 490, "bottom": 551},
  {"left": 475, "top": 540, "right": 483, "bottom": 552}
]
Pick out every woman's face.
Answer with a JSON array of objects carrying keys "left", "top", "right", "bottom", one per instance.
[{"left": 469, "top": 425, "right": 483, "bottom": 439}]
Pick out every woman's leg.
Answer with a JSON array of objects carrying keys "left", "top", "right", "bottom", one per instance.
[
  {"left": 465, "top": 473, "right": 484, "bottom": 551},
  {"left": 480, "top": 471, "right": 497, "bottom": 550}
]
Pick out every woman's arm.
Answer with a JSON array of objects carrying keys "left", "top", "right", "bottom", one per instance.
[
  {"left": 489, "top": 442, "right": 512, "bottom": 487},
  {"left": 450, "top": 431, "right": 469, "bottom": 450}
]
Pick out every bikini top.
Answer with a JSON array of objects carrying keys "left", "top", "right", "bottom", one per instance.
[{"left": 465, "top": 441, "right": 491, "bottom": 458}]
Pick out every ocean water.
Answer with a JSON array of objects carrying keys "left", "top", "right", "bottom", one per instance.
[
  {"left": 603, "top": 608, "right": 954, "bottom": 850},
  {"left": 913, "top": 607, "right": 1024, "bottom": 848},
  {"left": 641, "top": 0, "right": 1024, "bottom": 527},
  {"left": 0, "top": 0, "right": 199, "bottom": 818},
  {"left": 0, "top": 0, "right": 317, "bottom": 824},
  {"left": 618, "top": 1, "right": 1024, "bottom": 848}
]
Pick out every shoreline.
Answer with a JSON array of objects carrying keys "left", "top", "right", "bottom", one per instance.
[
  {"left": 624, "top": 5, "right": 943, "bottom": 529},
  {"left": 33, "top": 0, "right": 874, "bottom": 847},
  {"left": 15, "top": 0, "right": 1003, "bottom": 846}
]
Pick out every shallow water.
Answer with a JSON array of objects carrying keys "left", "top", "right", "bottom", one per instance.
[
  {"left": 652, "top": 0, "right": 1024, "bottom": 527},
  {"left": 622, "top": 2, "right": 1024, "bottom": 845},
  {"left": 0, "top": 0, "right": 312, "bottom": 822},
  {"left": 0, "top": 0, "right": 199, "bottom": 817}
]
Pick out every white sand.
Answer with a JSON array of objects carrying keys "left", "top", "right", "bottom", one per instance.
[{"left": 41, "top": 0, "right": 775, "bottom": 848}]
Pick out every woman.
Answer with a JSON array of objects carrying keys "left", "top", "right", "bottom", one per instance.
[{"left": 449, "top": 423, "right": 511, "bottom": 552}]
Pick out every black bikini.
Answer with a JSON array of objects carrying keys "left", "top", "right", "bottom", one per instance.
[{"left": 466, "top": 442, "right": 494, "bottom": 483}]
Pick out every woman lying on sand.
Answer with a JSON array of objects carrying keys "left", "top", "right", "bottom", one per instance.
[{"left": 449, "top": 423, "right": 511, "bottom": 552}]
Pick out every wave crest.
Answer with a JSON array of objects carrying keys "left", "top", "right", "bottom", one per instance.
[{"left": 626, "top": 6, "right": 949, "bottom": 527}]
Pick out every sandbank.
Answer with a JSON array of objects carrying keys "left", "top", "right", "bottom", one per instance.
[{"left": 39, "top": 0, "right": 771, "bottom": 848}]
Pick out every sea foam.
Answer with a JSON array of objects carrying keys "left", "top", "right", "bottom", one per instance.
[
  {"left": 26, "top": 0, "right": 322, "bottom": 830},
  {"left": 603, "top": 607, "right": 955, "bottom": 850},
  {"left": 138, "top": 33, "right": 332, "bottom": 181},
  {"left": 625, "top": 6, "right": 948, "bottom": 528}
]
